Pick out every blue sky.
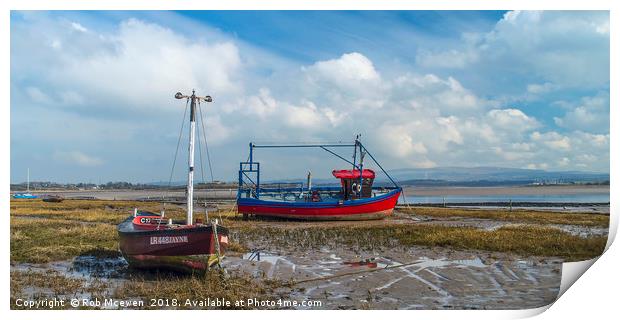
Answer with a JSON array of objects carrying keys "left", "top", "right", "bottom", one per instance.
[{"left": 10, "top": 11, "right": 610, "bottom": 183}]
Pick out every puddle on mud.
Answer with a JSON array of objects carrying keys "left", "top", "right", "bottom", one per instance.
[
  {"left": 12, "top": 254, "right": 131, "bottom": 307},
  {"left": 225, "top": 246, "right": 562, "bottom": 309},
  {"left": 12, "top": 246, "right": 563, "bottom": 309},
  {"left": 13, "top": 255, "right": 129, "bottom": 279}
]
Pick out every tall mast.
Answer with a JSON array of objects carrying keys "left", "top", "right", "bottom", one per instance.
[
  {"left": 175, "top": 90, "right": 213, "bottom": 225},
  {"left": 27, "top": 168, "right": 30, "bottom": 192}
]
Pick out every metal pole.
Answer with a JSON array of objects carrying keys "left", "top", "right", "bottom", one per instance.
[
  {"left": 187, "top": 90, "right": 197, "bottom": 225},
  {"left": 249, "top": 142, "right": 253, "bottom": 166},
  {"left": 358, "top": 140, "right": 364, "bottom": 197},
  {"left": 175, "top": 90, "right": 212, "bottom": 225}
]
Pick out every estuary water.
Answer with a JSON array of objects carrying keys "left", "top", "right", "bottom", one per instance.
[{"left": 405, "top": 193, "right": 610, "bottom": 204}]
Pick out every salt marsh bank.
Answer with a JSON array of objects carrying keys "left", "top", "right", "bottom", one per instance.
[{"left": 10, "top": 197, "right": 608, "bottom": 309}]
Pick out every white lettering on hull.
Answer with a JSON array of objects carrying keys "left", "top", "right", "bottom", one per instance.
[{"left": 149, "top": 235, "right": 189, "bottom": 245}]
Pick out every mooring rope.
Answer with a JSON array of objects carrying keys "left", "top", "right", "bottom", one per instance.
[{"left": 399, "top": 188, "right": 414, "bottom": 213}]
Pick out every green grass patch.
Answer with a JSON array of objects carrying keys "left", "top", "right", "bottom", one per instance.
[
  {"left": 10, "top": 199, "right": 607, "bottom": 263},
  {"left": 10, "top": 217, "right": 119, "bottom": 263},
  {"left": 10, "top": 199, "right": 187, "bottom": 224},
  {"left": 234, "top": 224, "right": 606, "bottom": 262}
]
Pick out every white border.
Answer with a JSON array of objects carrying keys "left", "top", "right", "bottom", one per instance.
[{"left": 2, "top": 1, "right": 617, "bottom": 319}]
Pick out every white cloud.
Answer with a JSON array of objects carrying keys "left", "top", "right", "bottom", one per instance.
[
  {"left": 391, "top": 74, "right": 484, "bottom": 115},
  {"left": 530, "top": 131, "right": 571, "bottom": 151},
  {"left": 53, "top": 151, "right": 103, "bottom": 167},
  {"left": 487, "top": 108, "right": 539, "bottom": 132},
  {"left": 14, "top": 17, "right": 244, "bottom": 116},
  {"left": 284, "top": 101, "right": 324, "bottom": 129},
  {"left": 303, "top": 52, "right": 380, "bottom": 84},
  {"left": 242, "top": 88, "right": 278, "bottom": 118},
  {"left": 553, "top": 93, "right": 609, "bottom": 133},
  {"left": 10, "top": 12, "right": 610, "bottom": 180},
  {"left": 71, "top": 22, "right": 88, "bottom": 33},
  {"left": 417, "top": 11, "right": 609, "bottom": 89},
  {"left": 526, "top": 82, "right": 556, "bottom": 94}
]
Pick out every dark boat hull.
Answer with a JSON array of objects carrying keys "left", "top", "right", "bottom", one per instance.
[
  {"left": 237, "top": 188, "right": 401, "bottom": 221},
  {"left": 117, "top": 213, "right": 228, "bottom": 272}
]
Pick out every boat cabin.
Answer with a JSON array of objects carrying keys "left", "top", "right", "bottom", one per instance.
[{"left": 332, "top": 169, "right": 375, "bottom": 200}]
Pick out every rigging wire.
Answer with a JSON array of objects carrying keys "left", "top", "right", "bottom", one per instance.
[
  {"left": 198, "top": 100, "right": 215, "bottom": 183},
  {"left": 196, "top": 100, "right": 207, "bottom": 185},
  {"left": 161, "top": 98, "right": 189, "bottom": 212}
]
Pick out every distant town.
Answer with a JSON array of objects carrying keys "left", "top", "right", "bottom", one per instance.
[{"left": 10, "top": 181, "right": 234, "bottom": 191}]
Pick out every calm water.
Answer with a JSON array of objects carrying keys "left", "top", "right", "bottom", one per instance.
[{"left": 405, "top": 193, "right": 610, "bottom": 204}]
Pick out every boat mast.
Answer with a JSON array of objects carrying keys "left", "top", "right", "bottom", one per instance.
[
  {"left": 175, "top": 90, "right": 213, "bottom": 225},
  {"left": 27, "top": 168, "right": 30, "bottom": 192}
]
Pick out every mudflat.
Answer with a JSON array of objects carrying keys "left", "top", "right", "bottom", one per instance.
[{"left": 10, "top": 199, "right": 608, "bottom": 310}]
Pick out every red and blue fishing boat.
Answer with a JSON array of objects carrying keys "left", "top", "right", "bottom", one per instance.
[
  {"left": 237, "top": 136, "right": 402, "bottom": 220},
  {"left": 118, "top": 90, "right": 228, "bottom": 273}
]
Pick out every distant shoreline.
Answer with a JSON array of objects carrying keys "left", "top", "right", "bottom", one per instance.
[
  {"left": 403, "top": 185, "right": 609, "bottom": 196},
  {"left": 11, "top": 184, "right": 610, "bottom": 201}
]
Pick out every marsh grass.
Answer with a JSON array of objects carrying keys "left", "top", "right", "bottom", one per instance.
[
  {"left": 10, "top": 200, "right": 245, "bottom": 262},
  {"left": 10, "top": 217, "right": 118, "bottom": 263},
  {"left": 11, "top": 269, "right": 87, "bottom": 309},
  {"left": 11, "top": 269, "right": 114, "bottom": 310},
  {"left": 10, "top": 199, "right": 607, "bottom": 264},
  {"left": 401, "top": 207, "right": 609, "bottom": 227},
  {"left": 10, "top": 199, "right": 187, "bottom": 223},
  {"left": 234, "top": 224, "right": 606, "bottom": 262},
  {"left": 11, "top": 269, "right": 84, "bottom": 297}
]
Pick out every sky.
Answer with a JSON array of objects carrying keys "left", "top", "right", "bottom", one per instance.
[{"left": 10, "top": 10, "right": 610, "bottom": 183}]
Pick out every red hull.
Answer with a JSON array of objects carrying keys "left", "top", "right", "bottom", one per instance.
[
  {"left": 238, "top": 189, "right": 401, "bottom": 220},
  {"left": 118, "top": 213, "right": 228, "bottom": 272}
]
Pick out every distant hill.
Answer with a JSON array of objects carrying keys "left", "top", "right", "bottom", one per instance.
[
  {"left": 143, "top": 166, "right": 609, "bottom": 188},
  {"left": 386, "top": 166, "right": 609, "bottom": 186}
]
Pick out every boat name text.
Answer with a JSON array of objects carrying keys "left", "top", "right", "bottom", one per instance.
[{"left": 150, "top": 235, "right": 188, "bottom": 245}]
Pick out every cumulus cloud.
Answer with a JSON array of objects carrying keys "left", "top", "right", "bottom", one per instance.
[
  {"left": 303, "top": 52, "right": 381, "bottom": 85},
  {"left": 417, "top": 11, "right": 609, "bottom": 89},
  {"left": 13, "top": 16, "right": 244, "bottom": 117},
  {"left": 553, "top": 93, "right": 609, "bottom": 133},
  {"left": 391, "top": 74, "right": 484, "bottom": 115},
  {"left": 486, "top": 108, "right": 539, "bottom": 132},
  {"left": 10, "top": 11, "right": 610, "bottom": 182}
]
